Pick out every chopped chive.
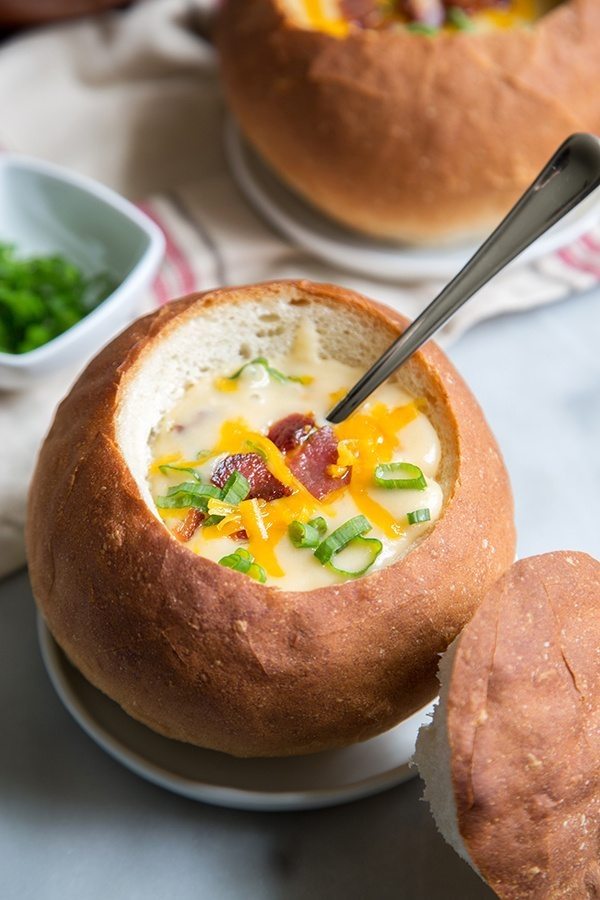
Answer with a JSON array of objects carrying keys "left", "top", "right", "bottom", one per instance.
[
  {"left": 374, "top": 462, "right": 427, "bottom": 491},
  {"left": 327, "top": 536, "right": 383, "bottom": 578},
  {"left": 314, "top": 515, "right": 372, "bottom": 565},
  {"left": 407, "top": 508, "right": 431, "bottom": 525},
  {"left": 288, "top": 520, "right": 321, "bottom": 549}
]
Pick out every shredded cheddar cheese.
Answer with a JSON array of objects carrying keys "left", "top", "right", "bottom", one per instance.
[
  {"left": 295, "top": 0, "right": 543, "bottom": 35},
  {"left": 215, "top": 376, "right": 239, "bottom": 393}
]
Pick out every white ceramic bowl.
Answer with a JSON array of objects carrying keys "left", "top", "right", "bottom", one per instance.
[{"left": 0, "top": 155, "right": 164, "bottom": 390}]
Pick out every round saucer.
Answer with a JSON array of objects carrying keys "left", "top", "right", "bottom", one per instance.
[
  {"left": 38, "top": 616, "right": 434, "bottom": 812},
  {"left": 225, "top": 118, "right": 600, "bottom": 282}
]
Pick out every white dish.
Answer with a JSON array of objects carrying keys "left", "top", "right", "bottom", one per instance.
[
  {"left": 225, "top": 118, "right": 600, "bottom": 283},
  {"left": 0, "top": 155, "right": 164, "bottom": 390},
  {"left": 38, "top": 616, "right": 434, "bottom": 812}
]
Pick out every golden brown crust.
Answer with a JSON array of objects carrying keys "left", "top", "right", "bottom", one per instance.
[
  {"left": 447, "top": 552, "right": 600, "bottom": 899},
  {"left": 27, "top": 280, "right": 515, "bottom": 757},
  {"left": 216, "top": 0, "right": 600, "bottom": 242},
  {"left": 0, "top": 0, "right": 123, "bottom": 26}
]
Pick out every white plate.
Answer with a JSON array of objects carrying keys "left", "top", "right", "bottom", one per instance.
[
  {"left": 225, "top": 118, "right": 600, "bottom": 283},
  {"left": 38, "top": 616, "right": 434, "bottom": 811}
]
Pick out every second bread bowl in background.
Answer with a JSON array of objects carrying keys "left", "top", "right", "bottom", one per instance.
[{"left": 217, "top": 0, "right": 600, "bottom": 243}]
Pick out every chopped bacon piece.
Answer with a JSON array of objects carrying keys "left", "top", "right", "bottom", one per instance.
[
  {"left": 340, "top": 0, "right": 385, "bottom": 27},
  {"left": 267, "top": 413, "right": 316, "bottom": 454},
  {"left": 211, "top": 453, "right": 291, "bottom": 502},
  {"left": 442, "top": 0, "right": 505, "bottom": 11},
  {"left": 288, "top": 426, "right": 351, "bottom": 500},
  {"left": 176, "top": 508, "right": 205, "bottom": 543},
  {"left": 401, "top": 0, "right": 444, "bottom": 26},
  {"left": 230, "top": 529, "right": 249, "bottom": 542}
]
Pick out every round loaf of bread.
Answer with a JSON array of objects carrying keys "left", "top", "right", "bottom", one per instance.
[
  {"left": 0, "top": 0, "right": 124, "bottom": 26},
  {"left": 216, "top": 0, "right": 600, "bottom": 243},
  {"left": 415, "top": 551, "right": 600, "bottom": 898},
  {"left": 27, "top": 280, "right": 515, "bottom": 757}
]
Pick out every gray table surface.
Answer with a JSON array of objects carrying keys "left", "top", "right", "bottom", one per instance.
[{"left": 1, "top": 286, "right": 599, "bottom": 900}]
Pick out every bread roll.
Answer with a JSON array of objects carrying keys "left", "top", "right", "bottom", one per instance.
[{"left": 415, "top": 551, "right": 600, "bottom": 898}]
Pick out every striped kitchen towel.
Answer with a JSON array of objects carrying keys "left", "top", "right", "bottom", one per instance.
[{"left": 0, "top": 0, "right": 598, "bottom": 578}]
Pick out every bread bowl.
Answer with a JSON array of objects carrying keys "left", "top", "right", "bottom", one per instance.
[
  {"left": 415, "top": 551, "right": 600, "bottom": 898},
  {"left": 27, "top": 280, "right": 515, "bottom": 757},
  {"left": 216, "top": 0, "right": 600, "bottom": 244},
  {"left": 0, "top": 0, "right": 125, "bottom": 26}
]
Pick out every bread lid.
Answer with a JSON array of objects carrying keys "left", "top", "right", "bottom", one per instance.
[{"left": 416, "top": 552, "right": 600, "bottom": 898}]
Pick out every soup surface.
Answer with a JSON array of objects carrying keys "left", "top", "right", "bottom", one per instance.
[
  {"left": 283, "top": 0, "right": 557, "bottom": 35},
  {"left": 148, "top": 322, "right": 443, "bottom": 590}
]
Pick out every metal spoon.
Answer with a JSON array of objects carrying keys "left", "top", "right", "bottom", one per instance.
[{"left": 327, "top": 133, "right": 600, "bottom": 424}]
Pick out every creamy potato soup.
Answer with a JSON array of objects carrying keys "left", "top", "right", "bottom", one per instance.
[
  {"left": 284, "top": 0, "right": 559, "bottom": 36},
  {"left": 148, "top": 323, "right": 443, "bottom": 590}
]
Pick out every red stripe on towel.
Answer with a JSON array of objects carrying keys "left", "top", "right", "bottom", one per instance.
[
  {"left": 139, "top": 200, "right": 196, "bottom": 300},
  {"left": 137, "top": 201, "right": 171, "bottom": 305},
  {"left": 581, "top": 233, "right": 600, "bottom": 254},
  {"left": 558, "top": 245, "right": 600, "bottom": 280}
]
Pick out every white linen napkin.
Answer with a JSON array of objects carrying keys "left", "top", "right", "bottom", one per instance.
[{"left": 1, "top": 0, "right": 599, "bottom": 578}]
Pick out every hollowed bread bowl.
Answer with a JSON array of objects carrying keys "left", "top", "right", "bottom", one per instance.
[
  {"left": 27, "top": 280, "right": 515, "bottom": 757},
  {"left": 0, "top": 1, "right": 125, "bottom": 26},
  {"left": 415, "top": 551, "right": 600, "bottom": 898},
  {"left": 216, "top": 0, "right": 600, "bottom": 243}
]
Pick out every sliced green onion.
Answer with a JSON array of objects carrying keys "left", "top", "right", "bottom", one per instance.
[
  {"left": 219, "top": 551, "right": 251, "bottom": 574},
  {"left": 219, "top": 548, "right": 266, "bottom": 583},
  {"left": 158, "top": 463, "right": 201, "bottom": 479},
  {"left": 406, "top": 22, "right": 439, "bottom": 35},
  {"left": 228, "top": 357, "right": 307, "bottom": 385},
  {"left": 203, "top": 515, "right": 224, "bottom": 527},
  {"left": 374, "top": 463, "right": 427, "bottom": 491},
  {"left": 327, "top": 536, "right": 383, "bottom": 578},
  {"left": 288, "top": 520, "right": 321, "bottom": 549},
  {"left": 314, "top": 515, "right": 372, "bottom": 565},
  {"left": 220, "top": 471, "right": 250, "bottom": 505},
  {"left": 157, "top": 482, "right": 221, "bottom": 510},
  {"left": 308, "top": 516, "right": 327, "bottom": 536},
  {"left": 244, "top": 440, "right": 267, "bottom": 459},
  {"left": 446, "top": 6, "right": 474, "bottom": 30},
  {"left": 407, "top": 508, "right": 431, "bottom": 525},
  {"left": 248, "top": 562, "right": 267, "bottom": 584}
]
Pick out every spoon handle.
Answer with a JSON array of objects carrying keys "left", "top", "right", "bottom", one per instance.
[{"left": 327, "top": 133, "right": 600, "bottom": 424}]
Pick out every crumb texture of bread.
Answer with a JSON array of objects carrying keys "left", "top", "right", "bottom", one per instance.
[
  {"left": 414, "top": 638, "right": 477, "bottom": 871},
  {"left": 217, "top": 0, "right": 600, "bottom": 243},
  {"left": 419, "top": 551, "right": 600, "bottom": 899},
  {"left": 26, "top": 280, "right": 515, "bottom": 757}
]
